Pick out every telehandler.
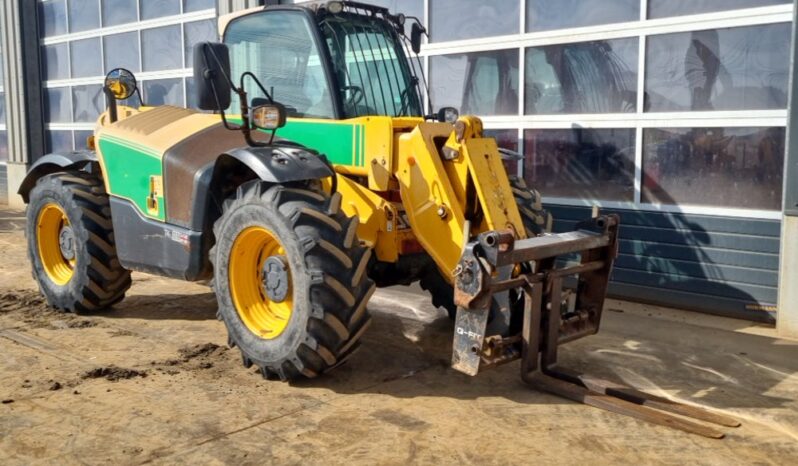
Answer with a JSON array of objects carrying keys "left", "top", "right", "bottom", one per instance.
[{"left": 19, "top": 1, "right": 738, "bottom": 437}]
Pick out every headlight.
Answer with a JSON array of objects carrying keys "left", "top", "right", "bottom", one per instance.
[
  {"left": 251, "top": 103, "right": 286, "bottom": 130},
  {"left": 327, "top": 1, "right": 344, "bottom": 14},
  {"left": 437, "top": 107, "right": 459, "bottom": 123}
]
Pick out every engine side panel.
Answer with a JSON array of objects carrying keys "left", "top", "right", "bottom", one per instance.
[{"left": 95, "top": 106, "right": 219, "bottom": 222}]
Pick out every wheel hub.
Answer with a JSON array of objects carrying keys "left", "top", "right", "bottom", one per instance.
[
  {"left": 58, "top": 225, "right": 75, "bottom": 261},
  {"left": 262, "top": 255, "right": 289, "bottom": 303}
]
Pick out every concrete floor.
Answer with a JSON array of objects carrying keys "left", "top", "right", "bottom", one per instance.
[{"left": 1, "top": 208, "right": 798, "bottom": 465}]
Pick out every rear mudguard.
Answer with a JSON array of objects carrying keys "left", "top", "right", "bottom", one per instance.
[{"left": 17, "top": 151, "right": 98, "bottom": 203}]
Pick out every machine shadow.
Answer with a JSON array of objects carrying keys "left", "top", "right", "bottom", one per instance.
[
  {"left": 298, "top": 307, "right": 797, "bottom": 412},
  {"left": 99, "top": 291, "right": 219, "bottom": 321},
  {"left": 541, "top": 124, "right": 773, "bottom": 324}
]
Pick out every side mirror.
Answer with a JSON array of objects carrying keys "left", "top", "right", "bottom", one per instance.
[
  {"left": 104, "top": 68, "right": 137, "bottom": 100},
  {"left": 193, "top": 42, "right": 232, "bottom": 111},
  {"left": 250, "top": 103, "right": 286, "bottom": 130},
  {"left": 411, "top": 22, "right": 424, "bottom": 54}
]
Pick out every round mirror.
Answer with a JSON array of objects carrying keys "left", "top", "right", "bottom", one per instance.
[{"left": 104, "top": 68, "right": 137, "bottom": 101}]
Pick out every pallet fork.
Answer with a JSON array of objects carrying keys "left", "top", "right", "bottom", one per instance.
[{"left": 451, "top": 214, "right": 740, "bottom": 438}]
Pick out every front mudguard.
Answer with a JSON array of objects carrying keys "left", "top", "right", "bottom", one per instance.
[{"left": 17, "top": 151, "right": 99, "bottom": 203}]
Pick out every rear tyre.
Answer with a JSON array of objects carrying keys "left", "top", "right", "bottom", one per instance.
[
  {"left": 211, "top": 181, "right": 375, "bottom": 381},
  {"left": 422, "top": 176, "right": 551, "bottom": 321},
  {"left": 26, "top": 172, "right": 131, "bottom": 313}
]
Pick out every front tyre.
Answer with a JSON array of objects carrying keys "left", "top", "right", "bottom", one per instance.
[
  {"left": 26, "top": 172, "right": 131, "bottom": 312},
  {"left": 211, "top": 181, "right": 375, "bottom": 381}
]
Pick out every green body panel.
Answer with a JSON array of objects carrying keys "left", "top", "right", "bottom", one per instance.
[
  {"left": 97, "top": 135, "right": 165, "bottom": 221},
  {"left": 270, "top": 119, "right": 365, "bottom": 167}
]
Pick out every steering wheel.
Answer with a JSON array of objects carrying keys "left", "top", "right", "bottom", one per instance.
[{"left": 341, "top": 85, "right": 365, "bottom": 107}]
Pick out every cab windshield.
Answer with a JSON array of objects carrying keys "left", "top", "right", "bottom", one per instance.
[{"left": 319, "top": 12, "right": 423, "bottom": 118}]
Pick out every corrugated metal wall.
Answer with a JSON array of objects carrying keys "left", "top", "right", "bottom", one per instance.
[{"left": 549, "top": 205, "right": 780, "bottom": 323}]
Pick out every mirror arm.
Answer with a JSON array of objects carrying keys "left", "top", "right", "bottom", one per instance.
[{"left": 103, "top": 86, "right": 118, "bottom": 123}]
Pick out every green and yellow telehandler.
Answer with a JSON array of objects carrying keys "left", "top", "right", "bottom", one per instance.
[{"left": 18, "top": 1, "right": 738, "bottom": 437}]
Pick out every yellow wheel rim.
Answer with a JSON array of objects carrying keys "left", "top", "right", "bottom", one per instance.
[
  {"left": 229, "top": 226, "right": 293, "bottom": 339},
  {"left": 36, "top": 203, "right": 76, "bottom": 286}
]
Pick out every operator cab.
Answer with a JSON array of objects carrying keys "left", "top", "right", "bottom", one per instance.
[{"left": 220, "top": 1, "right": 427, "bottom": 120}]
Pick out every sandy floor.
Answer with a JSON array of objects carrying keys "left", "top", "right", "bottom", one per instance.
[{"left": 1, "top": 208, "right": 797, "bottom": 465}]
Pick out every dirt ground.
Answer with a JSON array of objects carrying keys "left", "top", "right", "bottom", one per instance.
[{"left": 1, "top": 207, "right": 798, "bottom": 465}]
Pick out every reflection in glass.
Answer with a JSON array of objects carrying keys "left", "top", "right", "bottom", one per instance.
[
  {"left": 527, "top": 0, "right": 638, "bottom": 32},
  {"left": 46, "top": 130, "right": 74, "bottom": 154},
  {"left": 524, "top": 128, "right": 635, "bottom": 201},
  {"left": 40, "top": 0, "right": 67, "bottom": 37},
  {"left": 525, "top": 38, "right": 637, "bottom": 114},
  {"left": 143, "top": 79, "right": 185, "bottom": 107},
  {"left": 102, "top": 0, "right": 138, "bottom": 26},
  {"left": 142, "top": 25, "right": 183, "bottom": 71},
  {"left": 45, "top": 88, "right": 71, "bottom": 123},
  {"left": 648, "top": 0, "right": 789, "bottom": 19},
  {"left": 642, "top": 127, "right": 784, "bottom": 210},
  {"left": 183, "top": 0, "right": 215, "bottom": 12},
  {"left": 184, "top": 20, "right": 217, "bottom": 68},
  {"left": 430, "top": 0, "right": 519, "bottom": 42},
  {"left": 484, "top": 129, "right": 519, "bottom": 175},
  {"left": 140, "top": 0, "right": 181, "bottom": 20},
  {"left": 70, "top": 38, "right": 102, "bottom": 78},
  {"left": 0, "top": 131, "right": 8, "bottom": 162},
  {"left": 645, "top": 24, "right": 790, "bottom": 112},
  {"left": 72, "top": 85, "right": 104, "bottom": 122},
  {"left": 104, "top": 32, "right": 141, "bottom": 73},
  {"left": 68, "top": 0, "right": 101, "bottom": 33},
  {"left": 43, "top": 44, "right": 69, "bottom": 80},
  {"left": 74, "top": 130, "right": 94, "bottom": 151},
  {"left": 430, "top": 50, "right": 518, "bottom": 116}
]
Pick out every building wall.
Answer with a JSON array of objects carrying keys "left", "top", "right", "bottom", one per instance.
[
  {"left": 0, "top": 1, "right": 788, "bottom": 320},
  {"left": 37, "top": 0, "right": 218, "bottom": 152}
]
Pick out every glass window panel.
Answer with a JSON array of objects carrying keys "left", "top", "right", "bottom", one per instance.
[
  {"left": 40, "top": 0, "right": 68, "bottom": 37},
  {"left": 648, "top": 0, "right": 790, "bottom": 19},
  {"left": 227, "top": 11, "right": 336, "bottom": 118},
  {"left": 43, "top": 43, "right": 70, "bottom": 80},
  {"left": 142, "top": 25, "right": 183, "bottom": 71},
  {"left": 184, "top": 20, "right": 217, "bottom": 68},
  {"left": 104, "top": 32, "right": 141, "bottom": 72},
  {"left": 485, "top": 129, "right": 520, "bottom": 175},
  {"left": 143, "top": 78, "right": 184, "bottom": 106},
  {"left": 0, "top": 131, "right": 8, "bottom": 162},
  {"left": 70, "top": 38, "right": 102, "bottom": 78},
  {"left": 102, "top": 0, "right": 138, "bottom": 27},
  {"left": 525, "top": 38, "right": 637, "bottom": 114},
  {"left": 72, "top": 85, "right": 104, "bottom": 122},
  {"left": 140, "top": 0, "right": 180, "bottom": 20},
  {"left": 68, "top": 0, "right": 100, "bottom": 33},
  {"left": 185, "top": 77, "right": 198, "bottom": 109},
  {"left": 45, "top": 87, "right": 71, "bottom": 123},
  {"left": 430, "top": 0, "right": 518, "bottom": 42},
  {"left": 182, "top": 0, "right": 215, "bottom": 12},
  {"left": 0, "top": 93, "right": 5, "bottom": 124},
  {"left": 642, "top": 127, "right": 784, "bottom": 210},
  {"left": 524, "top": 128, "right": 635, "bottom": 201},
  {"left": 74, "top": 130, "right": 94, "bottom": 151},
  {"left": 645, "top": 23, "right": 790, "bottom": 112},
  {"left": 527, "top": 0, "right": 638, "bottom": 32},
  {"left": 430, "top": 50, "right": 518, "bottom": 116},
  {"left": 46, "top": 130, "right": 74, "bottom": 154}
]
